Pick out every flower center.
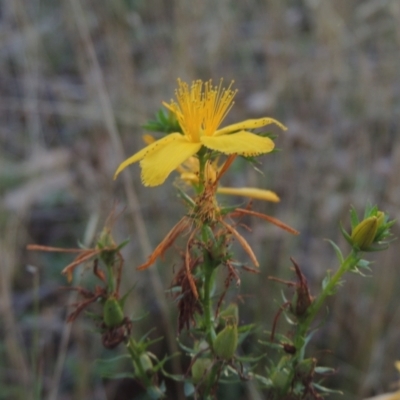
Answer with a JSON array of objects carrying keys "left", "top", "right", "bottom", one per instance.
[{"left": 163, "top": 79, "right": 237, "bottom": 142}]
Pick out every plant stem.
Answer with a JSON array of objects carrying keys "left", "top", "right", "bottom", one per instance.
[
  {"left": 300, "top": 250, "right": 359, "bottom": 342},
  {"left": 203, "top": 261, "right": 217, "bottom": 347},
  {"left": 281, "top": 250, "right": 360, "bottom": 395},
  {"left": 197, "top": 149, "right": 207, "bottom": 194},
  {"left": 126, "top": 338, "right": 153, "bottom": 389}
]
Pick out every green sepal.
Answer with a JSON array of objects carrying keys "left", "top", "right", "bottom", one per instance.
[
  {"left": 349, "top": 206, "right": 360, "bottom": 229},
  {"left": 339, "top": 222, "right": 353, "bottom": 247}
]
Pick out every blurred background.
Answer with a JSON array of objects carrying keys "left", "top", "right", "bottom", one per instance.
[{"left": 1, "top": 0, "right": 400, "bottom": 399}]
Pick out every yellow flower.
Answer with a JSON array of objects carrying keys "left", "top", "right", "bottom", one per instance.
[
  {"left": 114, "top": 79, "right": 286, "bottom": 186},
  {"left": 143, "top": 135, "right": 279, "bottom": 202}
]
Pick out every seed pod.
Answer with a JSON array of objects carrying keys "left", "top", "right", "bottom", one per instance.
[
  {"left": 191, "top": 358, "right": 213, "bottom": 384},
  {"left": 213, "top": 324, "right": 238, "bottom": 360},
  {"left": 351, "top": 216, "right": 379, "bottom": 250},
  {"left": 103, "top": 296, "right": 124, "bottom": 328}
]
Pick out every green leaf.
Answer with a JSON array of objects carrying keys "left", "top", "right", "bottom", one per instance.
[
  {"left": 315, "top": 366, "right": 336, "bottom": 374},
  {"left": 119, "top": 283, "right": 137, "bottom": 310},
  {"left": 116, "top": 238, "right": 130, "bottom": 251},
  {"left": 138, "top": 328, "right": 158, "bottom": 344},
  {"left": 176, "top": 187, "right": 196, "bottom": 208},
  {"left": 146, "top": 384, "right": 167, "bottom": 400},
  {"left": 95, "top": 355, "right": 132, "bottom": 378},
  {"left": 326, "top": 239, "right": 344, "bottom": 263},
  {"left": 177, "top": 339, "right": 198, "bottom": 355},
  {"left": 130, "top": 311, "right": 150, "bottom": 322},
  {"left": 235, "top": 353, "right": 265, "bottom": 363},
  {"left": 249, "top": 373, "right": 273, "bottom": 387},
  {"left": 152, "top": 352, "right": 180, "bottom": 373},
  {"left": 142, "top": 108, "right": 181, "bottom": 134},
  {"left": 237, "top": 323, "right": 256, "bottom": 333},
  {"left": 313, "top": 382, "right": 343, "bottom": 394}
]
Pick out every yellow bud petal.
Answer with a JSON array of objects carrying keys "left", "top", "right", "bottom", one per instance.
[
  {"left": 217, "top": 187, "right": 280, "bottom": 202},
  {"left": 351, "top": 216, "right": 379, "bottom": 250}
]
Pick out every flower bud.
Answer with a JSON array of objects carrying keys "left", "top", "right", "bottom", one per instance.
[
  {"left": 295, "top": 357, "right": 316, "bottom": 378},
  {"left": 270, "top": 369, "right": 289, "bottom": 390},
  {"left": 97, "top": 227, "right": 116, "bottom": 249},
  {"left": 205, "top": 160, "right": 218, "bottom": 184},
  {"left": 350, "top": 213, "right": 384, "bottom": 250},
  {"left": 103, "top": 296, "right": 124, "bottom": 328},
  {"left": 134, "top": 352, "right": 153, "bottom": 374},
  {"left": 191, "top": 358, "right": 213, "bottom": 384},
  {"left": 213, "top": 324, "right": 238, "bottom": 360}
]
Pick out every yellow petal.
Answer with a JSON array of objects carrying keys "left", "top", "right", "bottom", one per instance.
[
  {"left": 114, "top": 133, "right": 183, "bottom": 179},
  {"left": 140, "top": 137, "right": 202, "bottom": 186},
  {"left": 180, "top": 172, "right": 199, "bottom": 184},
  {"left": 217, "top": 187, "right": 280, "bottom": 202},
  {"left": 215, "top": 118, "right": 287, "bottom": 136},
  {"left": 201, "top": 131, "right": 274, "bottom": 156}
]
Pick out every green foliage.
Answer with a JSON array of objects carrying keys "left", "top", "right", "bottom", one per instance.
[{"left": 142, "top": 109, "right": 182, "bottom": 134}]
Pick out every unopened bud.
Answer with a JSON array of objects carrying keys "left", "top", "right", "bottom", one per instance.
[
  {"left": 214, "top": 324, "right": 238, "bottom": 360},
  {"left": 97, "top": 227, "right": 116, "bottom": 249},
  {"left": 134, "top": 352, "right": 153, "bottom": 373},
  {"left": 271, "top": 369, "right": 289, "bottom": 390},
  {"left": 103, "top": 297, "right": 124, "bottom": 328},
  {"left": 205, "top": 160, "right": 218, "bottom": 184},
  {"left": 191, "top": 358, "right": 213, "bottom": 384},
  {"left": 295, "top": 358, "right": 316, "bottom": 378},
  {"left": 351, "top": 214, "right": 381, "bottom": 250}
]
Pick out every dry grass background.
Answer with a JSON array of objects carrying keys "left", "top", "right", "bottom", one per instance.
[{"left": 1, "top": 0, "right": 400, "bottom": 399}]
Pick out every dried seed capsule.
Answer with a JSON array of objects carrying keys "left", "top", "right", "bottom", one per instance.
[{"left": 213, "top": 324, "right": 238, "bottom": 360}]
